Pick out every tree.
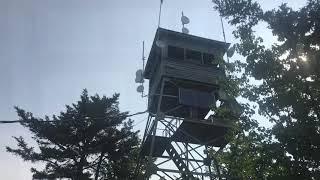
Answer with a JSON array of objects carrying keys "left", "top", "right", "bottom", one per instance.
[
  {"left": 211, "top": 0, "right": 320, "bottom": 179},
  {"left": 6, "top": 89, "right": 140, "bottom": 180}
]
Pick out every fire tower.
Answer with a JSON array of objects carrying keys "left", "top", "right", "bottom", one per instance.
[{"left": 136, "top": 28, "right": 236, "bottom": 180}]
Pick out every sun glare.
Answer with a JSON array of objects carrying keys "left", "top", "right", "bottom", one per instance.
[{"left": 300, "top": 55, "right": 308, "bottom": 62}]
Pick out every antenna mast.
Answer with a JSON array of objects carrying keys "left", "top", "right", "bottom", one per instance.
[
  {"left": 181, "top": 11, "right": 190, "bottom": 34},
  {"left": 216, "top": 0, "right": 230, "bottom": 63},
  {"left": 158, "top": 0, "right": 164, "bottom": 27},
  {"left": 142, "top": 41, "right": 145, "bottom": 71},
  {"left": 141, "top": 41, "right": 146, "bottom": 97}
]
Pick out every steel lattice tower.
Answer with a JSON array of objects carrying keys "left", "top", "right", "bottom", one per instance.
[{"left": 135, "top": 28, "right": 235, "bottom": 180}]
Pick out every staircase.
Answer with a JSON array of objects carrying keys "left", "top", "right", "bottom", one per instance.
[{"left": 166, "top": 143, "right": 194, "bottom": 179}]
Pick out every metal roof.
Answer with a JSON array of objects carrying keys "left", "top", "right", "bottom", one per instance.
[{"left": 144, "top": 28, "right": 230, "bottom": 79}]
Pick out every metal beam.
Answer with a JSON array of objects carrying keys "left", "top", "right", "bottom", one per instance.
[{"left": 157, "top": 168, "right": 213, "bottom": 176}]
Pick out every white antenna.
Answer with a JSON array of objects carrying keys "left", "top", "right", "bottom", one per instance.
[
  {"left": 182, "top": 27, "right": 189, "bottom": 34},
  {"left": 135, "top": 69, "right": 144, "bottom": 83},
  {"left": 181, "top": 11, "right": 190, "bottom": 34},
  {"left": 134, "top": 41, "right": 147, "bottom": 97},
  {"left": 137, "top": 85, "right": 144, "bottom": 93},
  {"left": 181, "top": 12, "right": 190, "bottom": 25},
  {"left": 158, "top": 0, "right": 164, "bottom": 27}
]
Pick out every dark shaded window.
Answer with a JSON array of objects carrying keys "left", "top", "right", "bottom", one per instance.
[
  {"left": 203, "top": 53, "right": 216, "bottom": 66},
  {"left": 186, "top": 49, "right": 202, "bottom": 63},
  {"left": 179, "top": 88, "right": 215, "bottom": 108},
  {"left": 167, "top": 45, "right": 184, "bottom": 60}
]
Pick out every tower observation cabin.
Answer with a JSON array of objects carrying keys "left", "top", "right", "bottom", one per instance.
[
  {"left": 138, "top": 28, "right": 238, "bottom": 180},
  {"left": 145, "top": 28, "right": 230, "bottom": 120}
]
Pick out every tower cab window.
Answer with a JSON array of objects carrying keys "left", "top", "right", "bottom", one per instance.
[
  {"left": 203, "top": 53, "right": 217, "bottom": 66},
  {"left": 167, "top": 45, "right": 184, "bottom": 60},
  {"left": 186, "top": 49, "right": 202, "bottom": 64},
  {"left": 167, "top": 45, "right": 218, "bottom": 67}
]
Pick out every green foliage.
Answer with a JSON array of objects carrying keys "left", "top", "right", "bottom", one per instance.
[
  {"left": 6, "top": 89, "right": 141, "bottom": 180},
  {"left": 211, "top": 0, "right": 320, "bottom": 179}
]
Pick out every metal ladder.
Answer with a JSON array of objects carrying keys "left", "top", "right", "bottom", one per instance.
[{"left": 166, "top": 143, "right": 194, "bottom": 179}]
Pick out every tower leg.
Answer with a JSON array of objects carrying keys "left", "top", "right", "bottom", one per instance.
[
  {"left": 145, "top": 79, "right": 166, "bottom": 179},
  {"left": 205, "top": 146, "right": 214, "bottom": 180},
  {"left": 214, "top": 157, "right": 222, "bottom": 180}
]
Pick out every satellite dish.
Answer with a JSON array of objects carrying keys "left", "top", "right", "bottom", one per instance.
[
  {"left": 136, "top": 85, "right": 144, "bottom": 93},
  {"left": 227, "top": 45, "right": 236, "bottom": 58},
  {"left": 182, "top": 27, "right": 189, "bottom": 34},
  {"left": 135, "top": 69, "right": 144, "bottom": 83},
  {"left": 135, "top": 76, "right": 144, "bottom": 83},
  {"left": 181, "top": 15, "right": 190, "bottom": 25},
  {"left": 156, "top": 40, "right": 166, "bottom": 48},
  {"left": 136, "top": 69, "right": 143, "bottom": 76},
  {"left": 136, "top": 72, "right": 142, "bottom": 79}
]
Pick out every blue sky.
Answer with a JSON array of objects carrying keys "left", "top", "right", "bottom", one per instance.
[{"left": 0, "top": 0, "right": 307, "bottom": 179}]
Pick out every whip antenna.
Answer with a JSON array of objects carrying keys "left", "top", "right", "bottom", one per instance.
[{"left": 158, "top": 0, "right": 164, "bottom": 27}]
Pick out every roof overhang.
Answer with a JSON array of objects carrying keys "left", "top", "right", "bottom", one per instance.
[{"left": 144, "top": 28, "right": 230, "bottom": 79}]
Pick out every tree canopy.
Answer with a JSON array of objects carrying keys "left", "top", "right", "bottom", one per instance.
[
  {"left": 7, "top": 89, "right": 141, "bottom": 180},
  {"left": 211, "top": 0, "right": 320, "bottom": 179}
]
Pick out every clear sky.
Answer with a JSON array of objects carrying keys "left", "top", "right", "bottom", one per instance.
[{"left": 0, "top": 0, "right": 307, "bottom": 179}]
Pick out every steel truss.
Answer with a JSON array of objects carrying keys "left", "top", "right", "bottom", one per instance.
[{"left": 136, "top": 79, "right": 225, "bottom": 180}]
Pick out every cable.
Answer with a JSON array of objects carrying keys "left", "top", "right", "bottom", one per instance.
[
  {"left": 0, "top": 110, "right": 148, "bottom": 124},
  {"left": 0, "top": 120, "right": 25, "bottom": 124},
  {"left": 128, "top": 110, "right": 148, "bottom": 117},
  {"left": 132, "top": 118, "right": 146, "bottom": 127}
]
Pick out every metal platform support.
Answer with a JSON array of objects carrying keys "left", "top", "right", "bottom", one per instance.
[
  {"left": 134, "top": 27, "right": 235, "bottom": 180},
  {"left": 134, "top": 78, "right": 231, "bottom": 180}
]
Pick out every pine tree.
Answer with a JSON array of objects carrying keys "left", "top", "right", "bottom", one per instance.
[{"left": 7, "top": 89, "right": 140, "bottom": 180}]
